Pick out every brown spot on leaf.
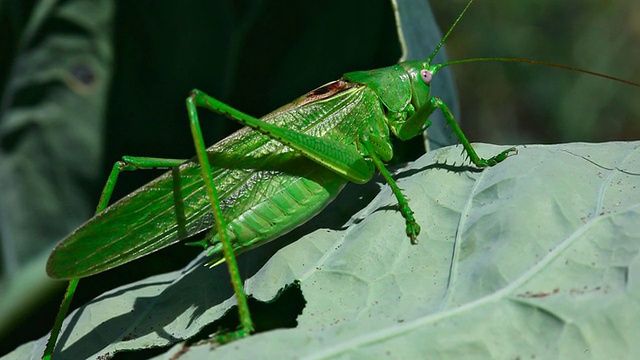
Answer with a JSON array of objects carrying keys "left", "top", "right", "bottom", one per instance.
[
  {"left": 517, "top": 289, "right": 560, "bottom": 298},
  {"left": 530, "top": 292, "right": 550, "bottom": 298}
]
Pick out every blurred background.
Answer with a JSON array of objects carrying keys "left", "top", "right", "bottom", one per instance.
[
  {"left": 431, "top": 0, "right": 640, "bottom": 144},
  {"left": 1, "top": 0, "right": 639, "bottom": 355}
]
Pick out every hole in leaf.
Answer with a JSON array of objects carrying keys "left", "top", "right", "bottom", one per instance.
[{"left": 191, "top": 280, "right": 306, "bottom": 343}]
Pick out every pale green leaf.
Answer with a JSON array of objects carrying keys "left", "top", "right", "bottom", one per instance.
[{"left": 8, "top": 141, "right": 640, "bottom": 359}]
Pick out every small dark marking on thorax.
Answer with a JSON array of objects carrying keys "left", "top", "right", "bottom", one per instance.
[{"left": 295, "top": 80, "right": 355, "bottom": 107}]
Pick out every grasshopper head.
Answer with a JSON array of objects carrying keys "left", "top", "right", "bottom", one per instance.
[
  {"left": 390, "top": 0, "right": 475, "bottom": 141},
  {"left": 390, "top": 60, "right": 440, "bottom": 141},
  {"left": 389, "top": 0, "right": 475, "bottom": 141},
  {"left": 399, "top": 61, "right": 440, "bottom": 111}
]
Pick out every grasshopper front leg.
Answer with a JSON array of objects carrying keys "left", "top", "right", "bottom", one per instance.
[
  {"left": 360, "top": 132, "right": 421, "bottom": 244},
  {"left": 430, "top": 97, "right": 517, "bottom": 167}
]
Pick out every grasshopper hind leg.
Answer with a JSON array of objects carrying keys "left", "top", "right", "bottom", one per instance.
[{"left": 186, "top": 90, "right": 255, "bottom": 339}]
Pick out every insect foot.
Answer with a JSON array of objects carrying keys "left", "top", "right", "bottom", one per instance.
[
  {"left": 407, "top": 220, "right": 421, "bottom": 245},
  {"left": 474, "top": 147, "right": 518, "bottom": 168},
  {"left": 216, "top": 327, "right": 252, "bottom": 345}
]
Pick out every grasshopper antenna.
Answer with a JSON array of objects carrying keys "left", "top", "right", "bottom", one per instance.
[
  {"left": 426, "top": 0, "right": 476, "bottom": 65},
  {"left": 425, "top": 0, "right": 640, "bottom": 89},
  {"left": 433, "top": 57, "right": 640, "bottom": 88}
]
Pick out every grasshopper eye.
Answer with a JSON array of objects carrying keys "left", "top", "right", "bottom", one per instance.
[{"left": 420, "top": 69, "right": 433, "bottom": 84}]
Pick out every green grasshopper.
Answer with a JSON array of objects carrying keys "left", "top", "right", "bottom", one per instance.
[{"left": 42, "top": 0, "right": 639, "bottom": 358}]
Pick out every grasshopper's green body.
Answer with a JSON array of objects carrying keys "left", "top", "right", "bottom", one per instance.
[
  {"left": 47, "top": 61, "right": 512, "bottom": 279},
  {"left": 43, "top": 0, "right": 524, "bottom": 357}
]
